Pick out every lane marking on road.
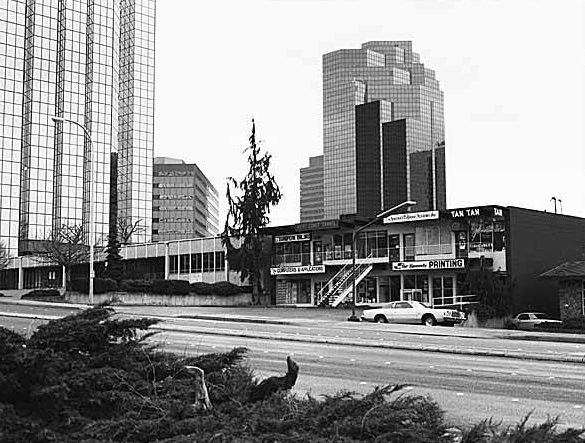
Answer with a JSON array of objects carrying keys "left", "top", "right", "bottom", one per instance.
[
  {"left": 511, "top": 398, "right": 519, "bottom": 402},
  {"left": 385, "top": 361, "right": 391, "bottom": 365},
  {"left": 319, "top": 355, "right": 323, "bottom": 359},
  {"left": 429, "top": 366, "right": 434, "bottom": 369},
  {"left": 350, "top": 358, "right": 356, "bottom": 362},
  {"left": 511, "top": 372, "right": 517, "bottom": 376},
  {"left": 466, "top": 369, "right": 472, "bottom": 372},
  {"left": 574, "top": 405, "right": 583, "bottom": 409},
  {"left": 360, "top": 382, "right": 367, "bottom": 385},
  {"left": 456, "top": 393, "right": 464, "bottom": 396},
  {"left": 548, "top": 376, "right": 555, "bottom": 380}
]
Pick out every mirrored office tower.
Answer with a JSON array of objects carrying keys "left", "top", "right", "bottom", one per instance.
[
  {"left": 0, "top": 0, "right": 155, "bottom": 257},
  {"left": 322, "top": 41, "right": 446, "bottom": 219}
]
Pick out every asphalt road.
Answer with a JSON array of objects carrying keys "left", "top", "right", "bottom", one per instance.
[
  {"left": 156, "top": 327, "right": 585, "bottom": 430},
  {"left": 2, "top": 302, "right": 585, "bottom": 430}
]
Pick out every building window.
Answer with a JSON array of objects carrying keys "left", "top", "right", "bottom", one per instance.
[
  {"left": 191, "top": 253, "right": 202, "bottom": 273},
  {"left": 389, "top": 234, "right": 400, "bottom": 262},
  {"left": 203, "top": 252, "right": 214, "bottom": 272},
  {"left": 169, "top": 255, "right": 178, "bottom": 273},
  {"left": 180, "top": 254, "right": 189, "bottom": 273},
  {"left": 582, "top": 280, "right": 585, "bottom": 317},
  {"left": 403, "top": 234, "right": 415, "bottom": 261},
  {"left": 215, "top": 251, "right": 225, "bottom": 271}
]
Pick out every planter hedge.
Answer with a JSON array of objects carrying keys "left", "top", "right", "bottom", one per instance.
[
  {"left": 21, "top": 289, "right": 62, "bottom": 300},
  {"left": 151, "top": 279, "right": 190, "bottom": 295},
  {"left": 71, "top": 278, "right": 118, "bottom": 294}
]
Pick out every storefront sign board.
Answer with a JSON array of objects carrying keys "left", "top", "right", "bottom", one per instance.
[
  {"left": 274, "top": 233, "right": 311, "bottom": 243},
  {"left": 383, "top": 211, "right": 439, "bottom": 224},
  {"left": 270, "top": 265, "right": 326, "bottom": 275},
  {"left": 392, "top": 259, "right": 465, "bottom": 271}
]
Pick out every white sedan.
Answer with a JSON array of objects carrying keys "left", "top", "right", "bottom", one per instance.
[
  {"left": 360, "top": 301, "right": 466, "bottom": 326},
  {"left": 511, "top": 312, "right": 562, "bottom": 330}
]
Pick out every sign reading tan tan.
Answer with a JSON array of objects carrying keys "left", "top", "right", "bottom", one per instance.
[
  {"left": 392, "top": 259, "right": 465, "bottom": 271},
  {"left": 270, "top": 265, "right": 325, "bottom": 275}
]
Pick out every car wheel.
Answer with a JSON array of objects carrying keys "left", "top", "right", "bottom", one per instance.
[
  {"left": 422, "top": 315, "right": 436, "bottom": 326},
  {"left": 374, "top": 315, "right": 388, "bottom": 323}
]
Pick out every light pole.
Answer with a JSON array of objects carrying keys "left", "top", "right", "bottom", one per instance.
[
  {"left": 347, "top": 200, "right": 417, "bottom": 322},
  {"left": 51, "top": 116, "right": 95, "bottom": 304}
]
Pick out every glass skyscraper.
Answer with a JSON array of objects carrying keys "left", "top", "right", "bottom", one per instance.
[
  {"left": 0, "top": 0, "right": 155, "bottom": 257},
  {"left": 317, "top": 40, "right": 446, "bottom": 220}
]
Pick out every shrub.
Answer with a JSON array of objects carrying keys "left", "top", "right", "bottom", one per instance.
[
  {"left": 211, "top": 281, "right": 241, "bottom": 296},
  {"left": 71, "top": 278, "right": 119, "bottom": 294},
  {"left": 561, "top": 317, "right": 585, "bottom": 331},
  {"left": 21, "top": 289, "right": 62, "bottom": 300},
  {"left": 151, "top": 279, "right": 190, "bottom": 295},
  {"left": 119, "top": 279, "right": 153, "bottom": 293},
  {"left": 190, "top": 281, "right": 213, "bottom": 295}
]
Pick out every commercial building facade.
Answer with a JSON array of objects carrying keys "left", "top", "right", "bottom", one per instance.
[
  {"left": 308, "top": 41, "right": 446, "bottom": 221},
  {"left": 152, "top": 157, "right": 219, "bottom": 241},
  {"left": 0, "top": 0, "right": 155, "bottom": 257},
  {"left": 267, "top": 206, "right": 585, "bottom": 316}
]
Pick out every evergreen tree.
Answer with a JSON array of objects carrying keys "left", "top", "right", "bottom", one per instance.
[
  {"left": 222, "top": 120, "right": 282, "bottom": 300},
  {"left": 104, "top": 227, "right": 123, "bottom": 281}
]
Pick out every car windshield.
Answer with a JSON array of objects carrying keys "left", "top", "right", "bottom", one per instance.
[{"left": 534, "top": 313, "right": 552, "bottom": 320}]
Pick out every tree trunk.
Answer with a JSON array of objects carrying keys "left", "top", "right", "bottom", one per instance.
[{"left": 184, "top": 366, "right": 212, "bottom": 411}]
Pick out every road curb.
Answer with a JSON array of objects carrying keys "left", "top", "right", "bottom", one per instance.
[{"left": 152, "top": 324, "right": 585, "bottom": 364}]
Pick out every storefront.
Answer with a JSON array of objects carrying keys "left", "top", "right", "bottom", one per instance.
[{"left": 267, "top": 206, "right": 509, "bottom": 308}]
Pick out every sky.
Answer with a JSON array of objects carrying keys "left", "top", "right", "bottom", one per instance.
[{"left": 154, "top": 0, "right": 585, "bottom": 228}]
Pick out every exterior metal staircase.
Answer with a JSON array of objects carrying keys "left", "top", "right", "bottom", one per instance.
[{"left": 316, "top": 255, "right": 374, "bottom": 307}]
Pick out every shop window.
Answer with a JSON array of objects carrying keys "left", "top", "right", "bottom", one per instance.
[
  {"left": 301, "top": 242, "right": 310, "bottom": 265},
  {"left": 432, "top": 276, "right": 454, "bottom": 307},
  {"left": 313, "top": 241, "right": 323, "bottom": 265},
  {"left": 403, "top": 234, "right": 415, "bottom": 261},
  {"left": 389, "top": 234, "right": 400, "bottom": 262},
  {"left": 493, "top": 221, "right": 506, "bottom": 251},
  {"left": 343, "top": 233, "right": 353, "bottom": 259},
  {"left": 333, "top": 234, "right": 343, "bottom": 260}
]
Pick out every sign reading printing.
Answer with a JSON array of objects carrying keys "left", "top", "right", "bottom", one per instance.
[
  {"left": 383, "top": 211, "right": 439, "bottom": 224},
  {"left": 274, "top": 233, "right": 311, "bottom": 243},
  {"left": 392, "top": 259, "right": 465, "bottom": 271},
  {"left": 270, "top": 265, "right": 325, "bottom": 275}
]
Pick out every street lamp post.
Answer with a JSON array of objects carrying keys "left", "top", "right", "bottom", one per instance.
[
  {"left": 347, "top": 200, "right": 417, "bottom": 322},
  {"left": 51, "top": 116, "right": 95, "bottom": 304}
]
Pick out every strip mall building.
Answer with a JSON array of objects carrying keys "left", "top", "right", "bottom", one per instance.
[
  {"left": 2, "top": 204, "right": 585, "bottom": 317},
  {"left": 264, "top": 205, "right": 585, "bottom": 316}
]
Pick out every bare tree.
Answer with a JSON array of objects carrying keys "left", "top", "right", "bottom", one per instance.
[
  {"left": 0, "top": 241, "right": 10, "bottom": 270},
  {"left": 118, "top": 218, "right": 146, "bottom": 245},
  {"left": 36, "top": 225, "right": 89, "bottom": 290}
]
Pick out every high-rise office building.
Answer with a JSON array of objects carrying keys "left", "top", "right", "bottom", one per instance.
[
  {"left": 305, "top": 41, "right": 445, "bottom": 220},
  {"left": 300, "top": 155, "right": 324, "bottom": 222},
  {"left": 152, "top": 157, "right": 219, "bottom": 241},
  {"left": 0, "top": 0, "right": 155, "bottom": 257}
]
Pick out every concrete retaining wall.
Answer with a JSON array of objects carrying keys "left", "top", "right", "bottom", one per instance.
[{"left": 64, "top": 291, "right": 266, "bottom": 306}]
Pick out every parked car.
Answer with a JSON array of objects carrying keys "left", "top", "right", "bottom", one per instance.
[
  {"left": 511, "top": 312, "right": 562, "bottom": 330},
  {"left": 360, "top": 301, "right": 466, "bottom": 326}
]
